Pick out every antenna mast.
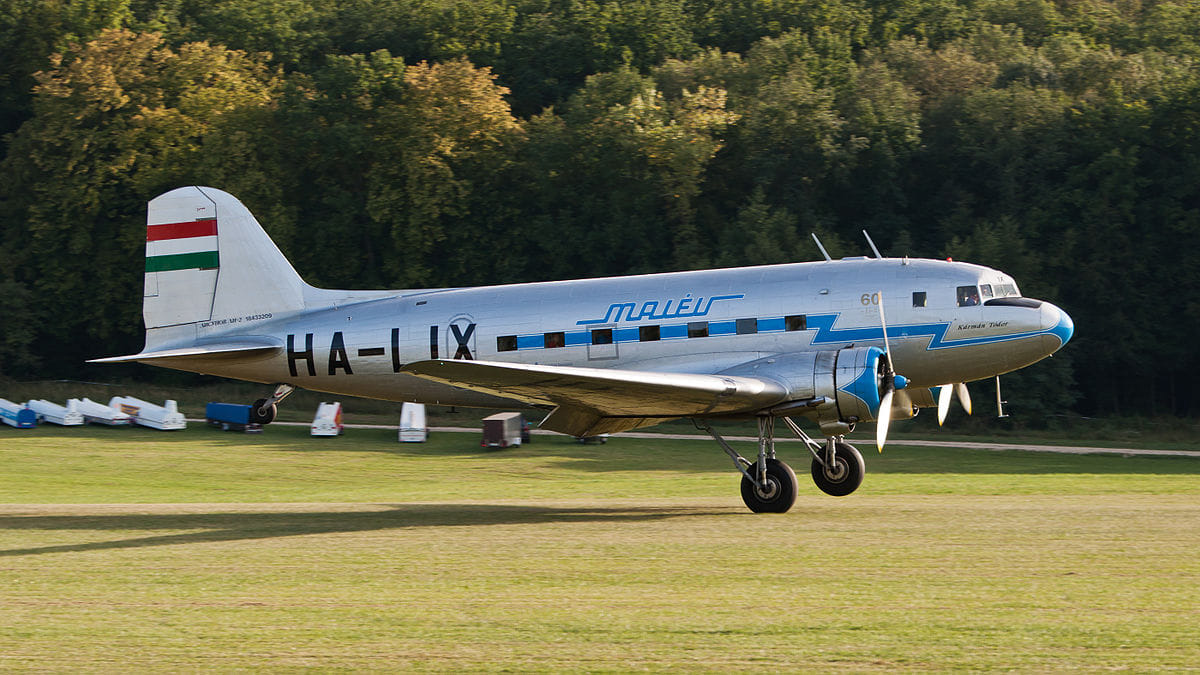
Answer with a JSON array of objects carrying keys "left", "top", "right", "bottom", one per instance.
[
  {"left": 862, "top": 230, "right": 883, "bottom": 259},
  {"left": 811, "top": 233, "right": 832, "bottom": 262}
]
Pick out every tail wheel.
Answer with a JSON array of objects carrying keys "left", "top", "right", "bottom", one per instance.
[
  {"left": 250, "top": 398, "right": 277, "bottom": 425},
  {"left": 740, "top": 458, "right": 798, "bottom": 513},
  {"left": 811, "top": 441, "right": 864, "bottom": 496}
]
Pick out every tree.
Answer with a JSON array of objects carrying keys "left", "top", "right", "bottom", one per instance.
[
  {"left": 0, "top": 0, "right": 132, "bottom": 143},
  {"left": 498, "top": 0, "right": 699, "bottom": 114},
  {"left": 365, "top": 58, "right": 523, "bottom": 287}
]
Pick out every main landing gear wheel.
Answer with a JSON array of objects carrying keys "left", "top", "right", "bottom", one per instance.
[
  {"left": 740, "top": 458, "right": 799, "bottom": 513},
  {"left": 250, "top": 398, "right": 277, "bottom": 425},
  {"left": 811, "top": 441, "right": 864, "bottom": 497}
]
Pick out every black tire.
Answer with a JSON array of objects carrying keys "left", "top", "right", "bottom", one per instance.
[
  {"left": 740, "top": 458, "right": 799, "bottom": 513},
  {"left": 811, "top": 441, "right": 864, "bottom": 496},
  {"left": 250, "top": 398, "right": 277, "bottom": 425}
]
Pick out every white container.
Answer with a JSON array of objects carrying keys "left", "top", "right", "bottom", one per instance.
[
  {"left": 76, "top": 397, "right": 133, "bottom": 425},
  {"left": 26, "top": 399, "right": 84, "bottom": 426},
  {"left": 108, "top": 396, "right": 187, "bottom": 430},
  {"left": 398, "top": 402, "right": 427, "bottom": 442},
  {"left": 311, "top": 402, "right": 343, "bottom": 436}
]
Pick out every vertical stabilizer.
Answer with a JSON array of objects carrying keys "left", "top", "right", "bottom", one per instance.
[{"left": 142, "top": 187, "right": 306, "bottom": 332}]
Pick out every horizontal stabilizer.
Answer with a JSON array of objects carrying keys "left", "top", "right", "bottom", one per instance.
[
  {"left": 88, "top": 339, "right": 281, "bottom": 364},
  {"left": 399, "top": 359, "right": 789, "bottom": 437}
]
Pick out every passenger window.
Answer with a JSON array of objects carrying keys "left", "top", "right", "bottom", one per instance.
[
  {"left": 980, "top": 284, "right": 993, "bottom": 299},
  {"left": 639, "top": 325, "right": 660, "bottom": 342},
  {"left": 497, "top": 335, "right": 517, "bottom": 352},
  {"left": 591, "top": 328, "right": 613, "bottom": 345},
  {"left": 785, "top": 315, "right": 806, "bottom": 331},
  {"left": 912, "top": 291, "right": 926, "bottom": 307},
  {"left": 544, "top": 332, "right": 565, "bottom": 348},
  {"left": 736, "top": 318, "right": 758, "bottom": 335},
  {"left": 956, "top": 285, "right": 980, "bottom": 307},
  {"left": 688, "top": 321, "right": 708, "bottom": 338}
]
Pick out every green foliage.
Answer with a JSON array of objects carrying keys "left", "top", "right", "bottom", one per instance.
[
  {"left": 366, "top": 57, "right": 523, "bottom": 286},
  {"left": 0, "top": 0, "right": 132, "bottom": 140},
  {"left": 0, "top": 0, "right": 1198, "bottom": 416}
]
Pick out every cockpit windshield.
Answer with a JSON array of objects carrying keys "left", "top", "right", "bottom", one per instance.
[{"left": 960, "top": 282, "right": 1020, "bottom": 306}]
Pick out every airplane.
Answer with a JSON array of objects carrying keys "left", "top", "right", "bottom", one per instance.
[{"left": 92, "top": 186, "right": 1074, "bottom": 512}]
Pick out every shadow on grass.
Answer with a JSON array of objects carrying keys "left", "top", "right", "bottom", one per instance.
[{"left": 0, "top": 504, "right": 735, "bottom": 557}]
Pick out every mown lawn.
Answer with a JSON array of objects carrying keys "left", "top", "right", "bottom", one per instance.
[{"left": 0, "top": 425, "right": 1197, "bottom": 671}]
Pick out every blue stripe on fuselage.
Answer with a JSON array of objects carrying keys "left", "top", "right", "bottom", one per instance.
[
  {"left": 507, "top": 312, "right": 1056, "bottom": 353},
  {"left": 807, "top": 313, "right": 1053, "bottom": 350}
]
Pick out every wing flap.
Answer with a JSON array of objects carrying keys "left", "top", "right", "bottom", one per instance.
[{"left": 400, "top": 359, "right": 790, "bottom": 436}]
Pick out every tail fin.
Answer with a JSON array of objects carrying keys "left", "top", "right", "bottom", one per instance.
[
  {"left": 143, "top": 186, "right": 306, "bottom": 330},
  {"left": 92, "top": 186, "right": 405, "bottom": 363}
]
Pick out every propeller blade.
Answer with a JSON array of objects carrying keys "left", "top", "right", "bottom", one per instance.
[
  {"left": 956, "top": 382, "right": 973, "bottom": 415},
  {"left": 877, "top": 291, "right": 892, "bottom": 357},
  {"left": 876, "top": 389, "right": 893, "bottom": 453},
  {"left": 937, "top": 384, "right": 953, "bottom": 426}
]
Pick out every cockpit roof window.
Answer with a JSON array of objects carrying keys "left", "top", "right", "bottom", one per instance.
[{"left": 957, "top": 285, "right": 980, "bottom": 307}]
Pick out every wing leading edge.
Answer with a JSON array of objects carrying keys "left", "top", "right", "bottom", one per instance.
[{"left": 399, "top": 359, "right": 791, "bottom": 437}]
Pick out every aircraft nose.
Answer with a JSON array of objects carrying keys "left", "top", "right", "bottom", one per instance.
[{"left": 1040, "top": 301, "right": 1074, "bottom": 352}]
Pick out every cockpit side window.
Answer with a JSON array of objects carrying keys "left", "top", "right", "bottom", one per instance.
[
  {"left": 956, "top": 285, "right": 980, "bottom": 307},
  {"left": 980, "top": 284, "right": 993, "bottom": 299}
]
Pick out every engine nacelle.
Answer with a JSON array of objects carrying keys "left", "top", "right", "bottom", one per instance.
[
  {"left": 827, "top": 346, "right": 887, "bottom": 425},
  {"left": 735, "top": 346, "right": 891, "bottom": 436}
]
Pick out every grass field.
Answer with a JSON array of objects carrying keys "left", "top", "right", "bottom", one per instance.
[{"left": 1, "top": 424, "right": 1198, "bottom": 671}]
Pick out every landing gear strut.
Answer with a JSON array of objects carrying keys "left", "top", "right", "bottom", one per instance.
[
  {"left": 699, "top": 416, "right": 799, "bottom": 513},
  {"left": 698, "top": 415, "right": 868, "bottom": 512},
  {"left": 250, "top": 383, "right": 295, "bottom": 425}
]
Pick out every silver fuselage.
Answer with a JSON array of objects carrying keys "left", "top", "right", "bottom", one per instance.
[{"left": 165, "top": 257, "right": 1073, "bottom": 408}]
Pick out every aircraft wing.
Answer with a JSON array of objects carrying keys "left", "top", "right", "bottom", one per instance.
[{"left": 400, "top": 359, "right": 791, "bottom": 437}]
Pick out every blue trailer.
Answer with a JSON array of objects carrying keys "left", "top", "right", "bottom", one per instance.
[{"left": 205, "top": 402, "right": 263, "bottom": 432}]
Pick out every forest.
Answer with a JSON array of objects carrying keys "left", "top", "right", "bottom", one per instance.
[{"left": 1, "top": 0, "right": 1198, "bottom": 421}]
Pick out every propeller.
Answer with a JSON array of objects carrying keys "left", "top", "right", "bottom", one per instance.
[
  {"left": 936, "top": 382, "right": 974, "bottom": 426},
  {"left": 874, "top": 292, "right": 908, "bottom": 453}
]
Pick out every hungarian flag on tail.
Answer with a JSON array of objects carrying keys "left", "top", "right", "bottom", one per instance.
[{"left": 145, "top": 218, "right": 219, "bottom": 272}]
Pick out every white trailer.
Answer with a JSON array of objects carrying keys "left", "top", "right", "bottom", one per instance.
[
  {"left": 311, "top": 402, "right": 343, "bottom": 436},
  {"left": 0, "top": 399, "right": 37, "bottom": 428},
  {"left": 399, "top": 402, "right": 427, "bottom": 442},
  {"left": 108, "top": 396, "right": 187, "bottom": 430},
  {"left": 26, "top": 399, "right": 84, "bottom": 426},
  {"left": 481, "top": 412, "right": 523, "bottom": 448},
  {"left": 76, "top": 397, "right": 133, "bottom": 425}
]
